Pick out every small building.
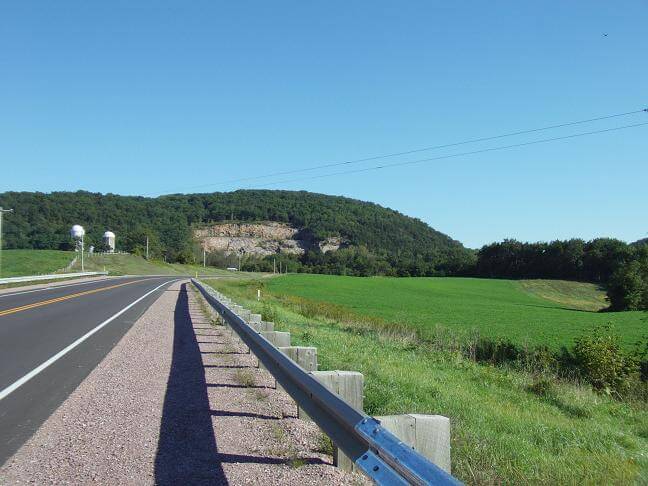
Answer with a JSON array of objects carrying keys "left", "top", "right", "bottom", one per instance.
[{"left": 103, "top": 231, "right": 116, "bottom": 253}]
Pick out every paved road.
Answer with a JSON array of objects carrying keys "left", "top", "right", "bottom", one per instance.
[{"left": 0, "top": 276, "right": 180, "bottom": 465}]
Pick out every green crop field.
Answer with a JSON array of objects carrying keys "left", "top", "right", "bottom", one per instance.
[
  {"left": 265, "top": 274, "right": 646, "bottom": 350},
  {"left": 0, "top": 249, "right": 74, "bottom": 278},
  {"left": 204, "top": 275, "right": 648, "bottom": 484}
]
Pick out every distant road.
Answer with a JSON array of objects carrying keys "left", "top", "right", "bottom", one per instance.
[{"left": 0, "top": 276, "right": 179, "bottom": 465}]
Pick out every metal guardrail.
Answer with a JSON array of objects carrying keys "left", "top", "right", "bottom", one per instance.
[
  {"left": 192, "top": 279, "right": 463, "bottom": 486},
  {"left": 0, "top": 271, "right": 108, "bottom": 285}
]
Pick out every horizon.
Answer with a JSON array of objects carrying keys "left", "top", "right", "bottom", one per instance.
[{"left": 1, "top": 2, "right": 647, "bottom": 247}]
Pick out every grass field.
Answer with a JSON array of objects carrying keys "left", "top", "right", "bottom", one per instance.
[
  {"left": 0, "top": 249, "right": 74, "bottom": 277},
  {"left": 204, "top": 275, "right": 648, "bottom": 484},
  {"left": 265, "top": 274, "right": 646, "bottom": 350}
]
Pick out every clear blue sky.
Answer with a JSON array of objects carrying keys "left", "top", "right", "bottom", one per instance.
[{"left": 1, "top": 1, "right": 646, "bottom": 248}]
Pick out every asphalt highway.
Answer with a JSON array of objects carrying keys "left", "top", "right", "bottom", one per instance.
[{"left": 0, "top": 276, "right": 180, "bottom": 465}]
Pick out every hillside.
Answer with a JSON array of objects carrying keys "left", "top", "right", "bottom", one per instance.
[
  {"left": 0, "top": 190, "right": 474, "bottom": 276},
  {"left": 0, "top": 249, "right": 74, "bottom": 278}
]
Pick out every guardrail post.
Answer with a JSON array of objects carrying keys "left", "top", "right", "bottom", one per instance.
[
  {"left": 311, "top": 370, "right": 364, "bottom": 472},
  {"left": 375, "top": 414, "right": 452, "bottom": 474},
  {"left": 250, "top": 321, "right": 274, "bottom": 333},
  {"left": 279, "top": 346, "right": 318, "bottom": 418},
  {"left": 258, "top": 331, "right": 291, "bottom": 374},
  {"left": 260, "top": 331, "right": 291, "bottom": 347},
  {"left": 278, "top": 346, "right": 317, "bottom": 371}
]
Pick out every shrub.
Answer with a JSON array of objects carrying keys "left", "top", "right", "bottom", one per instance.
[
  {"left": 528, "top": 377, "right": 555, "bottom": 398},
  {"left": 606, "top": 257, "right": 648, "bottom": 311},
  {"left": 573, "top": 325, "right": 639, "bottom": 396},
  {"left": 261, "top": 302, "right": 279, "bottom": 323}
]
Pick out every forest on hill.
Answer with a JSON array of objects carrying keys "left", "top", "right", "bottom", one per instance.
[{"left": 0, "top": 190, "right": 474, "bottom": 276}]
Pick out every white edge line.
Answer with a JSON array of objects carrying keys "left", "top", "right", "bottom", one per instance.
[{"left": 0, "top": 279, "right": 179, "bottom": 401}]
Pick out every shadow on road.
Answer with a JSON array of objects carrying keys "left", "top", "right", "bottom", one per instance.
[{"left": 154, "top": 284, "right": 228, "bottom": 485}]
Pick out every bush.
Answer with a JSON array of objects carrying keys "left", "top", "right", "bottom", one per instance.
[
  {"left": 606, "top": 259, "right": 648, "bottom": 310},
  {"left": 573, "top": 325, "right": 639, "bottom": 396}
]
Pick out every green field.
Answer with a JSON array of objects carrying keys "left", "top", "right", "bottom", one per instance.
[
  {"left": 204, "top": 275, "right": 648, "bottom": 484},
  {"left": 265, "top": 274, "right": 646, "bottom": 350},
  {"left": 0, "top": 249, "right": 74, "bottom": 278}
]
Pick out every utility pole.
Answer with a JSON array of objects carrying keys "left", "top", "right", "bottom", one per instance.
[
  {"left": 273, "top": 257, "right": 276, "bottom": 274},
  {"left": 146, "top": 236, "right": 149, "bottom": 260},
  {"left": 0, "top": 207, "right": 14, "bottom": 278},
  {"left": 203, "top": 248, "right": 206, "bottom": 268}
]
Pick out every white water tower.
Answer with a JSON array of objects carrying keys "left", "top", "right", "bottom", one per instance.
[
  {"left": 103, "top": 231, "right": 116, "bottom": 253},
  {"left": 70, "top": 224, "right": 86, "bottom": 271}
]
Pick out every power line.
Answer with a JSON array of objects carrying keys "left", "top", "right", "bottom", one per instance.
[
  {"left": 148, "top": 106, "right": 647, "bottom": 195},
  {"left": 248, "top": 121, "right": 648, "bottom": 188}
]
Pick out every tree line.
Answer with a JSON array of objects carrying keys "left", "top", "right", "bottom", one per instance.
[{"left": 474, "top": 238, "right": 648, "bottom": 310}]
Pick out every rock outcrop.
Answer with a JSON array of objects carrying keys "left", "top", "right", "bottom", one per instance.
[{"left": 195, "top": 222, "right": 345, "bottom": 257}]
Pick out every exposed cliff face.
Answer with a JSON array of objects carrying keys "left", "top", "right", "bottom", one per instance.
[{"left": 195, "top": 222, "right": 345, "bottom": 257}]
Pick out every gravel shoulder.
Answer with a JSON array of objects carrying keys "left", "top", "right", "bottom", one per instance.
[{"left": 1, "top": 280, "right": 364, "bottom": 485}]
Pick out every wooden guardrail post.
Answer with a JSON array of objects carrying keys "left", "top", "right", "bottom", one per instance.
[
  {"left": 375, "top": 414, "right": 451, "bottom": 474},
  {"left": 257, "top": 331, "right": 292, "bottom": 373},
  {"left": 278, "top": 346, "right": 317, "bottom": 371},
  {"left": 311, "top": 370, "right": 364, "bottom": 472},
  {"left": 278, "top": 346, "right": 318, "bottom": 418}
]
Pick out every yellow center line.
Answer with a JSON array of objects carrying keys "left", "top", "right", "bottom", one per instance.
[{"left": 0, "top": 280, "right": 141, "bottom": 318}]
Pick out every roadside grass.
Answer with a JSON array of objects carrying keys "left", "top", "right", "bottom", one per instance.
[
  {"left": 265, "top": 274, "right": 645, "bottom": 350},
  {"left": 0, "top": 249, "right": 74, "bottom": 278},
  {"left": 205, "top": 277, "right": 648, "bottom": 485}
]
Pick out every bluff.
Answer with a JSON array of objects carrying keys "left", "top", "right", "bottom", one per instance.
[{"left": 195, "top": 222, "right": 346, "bottom": 256}]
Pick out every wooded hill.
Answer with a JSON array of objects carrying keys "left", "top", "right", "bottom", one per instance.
[{"left": 0, "top": 190, "right": 474, "bottom": 276}]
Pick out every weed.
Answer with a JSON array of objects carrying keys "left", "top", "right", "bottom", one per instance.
[
  {"left": 315, "top": 433, "right": 335, "bottom": 456},
  {"left": 234, "top": 369, "right": 256, "bottom": 388}
]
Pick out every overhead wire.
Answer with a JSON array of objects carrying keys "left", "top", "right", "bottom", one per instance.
[
  {"left": 247, "top": 120, "right": 648, "bottom": 188},
  {"left": 146, "top": 106, "right": 648, "bottom": 195}
]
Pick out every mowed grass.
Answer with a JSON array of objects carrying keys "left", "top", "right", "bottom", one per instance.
[
  {"left": 77, "top": 252, "right": 259, "bottom": 277},
  {"left": 518, "top": 279, "right": 609, "bottom": 312},
  {"left": 206, "top": 277, "right": 648, "bottom": 485},
  {"left": 0, "top": 249, "right": 74, "bottom": 277},
  {"left": 265, "top": 274, "right": 646, "bottom": 350}
]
